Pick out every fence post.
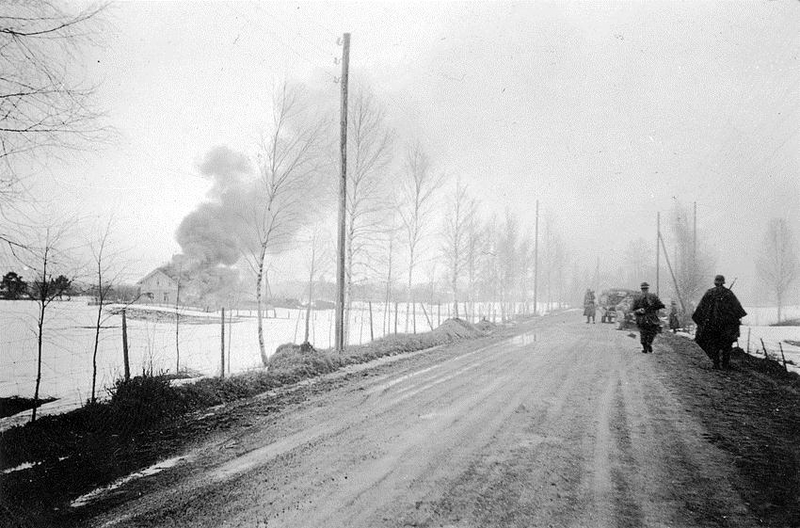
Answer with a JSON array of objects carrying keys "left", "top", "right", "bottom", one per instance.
[
  {"left": 420, "top": 302, "right": 433, "bottom": 331},
  {"left": 746, "top": 327, "right": 751, "bottom": 354},
  {"left": 220, "top": 307, "right": 225, "bottom": 378},
  {"left": 227, "top": 307, "right": 232, "bottom": 374},
  {"left": 122, "top": 308, "right": 130, "bottom": 381},
  {"left": 779, "top": 342, "right": 788, "bottom": 371},
  {"left": 760, "top": 338, "right": 768, "bottom": 358},
  {"left": 369, "top": 301, "right": 374, "bottom": 342}
]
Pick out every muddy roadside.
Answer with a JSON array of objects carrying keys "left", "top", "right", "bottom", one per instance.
[
  {"left": 651, "top": 332, "right": 800, "bottom": 527},
  {"left": 0, "top": 319, "right": 517, "bottom": 527}
]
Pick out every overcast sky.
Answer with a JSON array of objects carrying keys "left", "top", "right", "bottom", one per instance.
[{"left": 21, "top": 0, "right": 799, "bottom": 297}]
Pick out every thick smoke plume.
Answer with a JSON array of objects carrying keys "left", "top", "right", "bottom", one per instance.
[{"left": 175, "top": 145, "right": 254, "bottom": 269}]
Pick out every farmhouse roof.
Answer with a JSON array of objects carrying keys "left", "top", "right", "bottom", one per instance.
[{"left": 137, "top": 267, "right": 179, "bottom": 286}]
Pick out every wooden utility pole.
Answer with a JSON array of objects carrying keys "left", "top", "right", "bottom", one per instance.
[
  {"left": 658, "top": 233, "right": 686, "bottom": 314},
  {"left": 656, "top": 212, "right": 661, "bottom": 296},
  {"left": 334, "top": 33, "right": 351, "bottom": 353},
  {"left": 533, "top": 199, "right": 539, "bottom": 316}
]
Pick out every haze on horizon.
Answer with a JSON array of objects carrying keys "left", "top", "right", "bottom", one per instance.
[{"left": 1, "top": 0, "right": 798, "bottom": 307}]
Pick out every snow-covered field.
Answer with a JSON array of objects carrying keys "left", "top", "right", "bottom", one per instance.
[
  {"left": 2, "top": 300, "right": 796, "bottom": 427},
  {"left": 0, "top": 298, "right": 519, "bottom": 425},
  {"left": 671, "top": 304, "right": 800, "bottom": 375},
  {"left": 738, "top": 305, "right": 800, "bottom": 373}
]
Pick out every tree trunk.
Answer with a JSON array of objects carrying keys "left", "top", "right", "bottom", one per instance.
[
  {"left": 91, "top": 290, "right": 103, "bottom": 403},
  {"left": 175, "top": 281, "right": 180, "bottom": 374},
  {"left": 32, "top": 304, "right": 45, "bottom": 423},
  {"left": 406, "top": 247, "right": 415, "bottom": 333},
  {"left": 256, "top": 244, "right": 269, "bottom": 366}
]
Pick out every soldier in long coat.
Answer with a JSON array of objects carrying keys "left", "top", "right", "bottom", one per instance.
[
  {"left": 692, "top": 275, "right": 747, "bottom": 369},
  {"left": 583, "top": 289, "right": 596, "bottom": 324},
  {"left": 632, "top": 282, "right": 664, "bottom": 353}
]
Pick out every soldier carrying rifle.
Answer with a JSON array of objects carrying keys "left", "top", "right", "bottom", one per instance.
[{"left": 692, "top": 275, "right": 747, "bottom": 370}]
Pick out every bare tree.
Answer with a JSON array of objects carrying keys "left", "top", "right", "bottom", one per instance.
[
  {"left": 624, "top": 238, "right": 652, "bottom": 285},
  {"left": 498, "top": 209, "right": 521, "bottom": 321},
  {"left": 240, "top": 84, "right": 329, "bottom": 365},
  {"left": 478, "top": 214, "right": 501, "bottom": 321},
  {"left": 17, "top": 222, "right": 75, "bottom": 422},
  {"left": 440, "top": 177, "right": 474, "bottom": 318},
  {"left": 464, "top": 204, "right": 484, "bottom": 321},
  {"left": 0, "top": 2, "right": 109, "bottom": 206},
  {"left": 88, "top": 219, "right": 114, "bottom": 403},
  {"left": 668, "top": 201, "right": 712, "bottom": 306},
  {"left": 379, "top": 212, "right": 401, "bottom": 334},
  {"left": 302, "top": 224, "right": 330, "bottom": 344},
  {"left": 87, "top": 219, "right": 141, "bottom": 402},
  {"left": 756, "top": 218, "right": 799, "bottom": 322},
  {"left": 344, "top": 87, "right": 394, "bottom": 339},
  {"left": 517, "top": 233, "right": 534, "bottom": 315},
  {"left": 397, "top": 142, "right": 444, "bottom": 332}
]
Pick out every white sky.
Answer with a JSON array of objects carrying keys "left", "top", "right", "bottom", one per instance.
[{"left": 18, "top": 0, "right": 800, "bottom": 296}]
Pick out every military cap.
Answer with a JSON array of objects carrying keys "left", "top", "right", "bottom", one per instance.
[{"left": 640, "top": 282, "right": 650, "bottom": 288}]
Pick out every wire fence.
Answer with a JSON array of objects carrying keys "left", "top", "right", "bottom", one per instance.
[{"left": 1, "top": 298, "right": 552, "bottom": 423}]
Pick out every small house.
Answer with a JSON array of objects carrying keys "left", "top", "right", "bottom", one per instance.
[{"left": 137, "top": 268, "right": 179, "bottom": 305}]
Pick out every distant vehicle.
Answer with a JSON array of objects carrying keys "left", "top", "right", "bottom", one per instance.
[{"left": 598, "top": 288, "right": 637, "bottom": 324}]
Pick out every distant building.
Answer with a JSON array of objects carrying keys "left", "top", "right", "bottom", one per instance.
[{"left": 137, "top": 268, "right": 179, "bottom": 305}]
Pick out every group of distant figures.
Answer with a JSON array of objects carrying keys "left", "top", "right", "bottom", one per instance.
[{"left": 583, "top": 275, "right": 746, "bottom": 369}]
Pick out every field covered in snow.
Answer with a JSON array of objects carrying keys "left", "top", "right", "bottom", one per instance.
[
  {"left": 2, "top": 299, "right": 797, "bottom": 427},
  {"left": 0, "top": 298, "right": 513, "bottom": 425}
]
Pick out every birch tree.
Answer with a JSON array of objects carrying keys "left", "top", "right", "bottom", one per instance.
[
  {"left": 18, "top": 222, "right": 75, "bottom": 422},
  {"left": 668, "top": 201, "right": 712, "bottom": 305},
  {"left": 464, "top": 204, "right": 484, "bottom": 321},
  {"left": 397, "top": 142, "right": 444, "bottom": 332},
  {"left": 302, "top": 224, "right": 330, "bottom": 344},
  {"left": 344, "top": 88, "right": 394, "bottom": 339},
  {"left": 440, "top": 177, "right": 474, "bottom": 318},
  {"left": 380, "top": 212, "right": 401, "bottom": 334},
  {"left": 498, "top": 210, "right": 520, "bottom": 321},
  {"left": 756, "top": 218, "right": 799, "bottom": 322},
  {"left": 88, "top": 220, "right": 115, "bottom": 403},
  {"left": 241, "top": 84, "right": 329, "bottom": 365}
]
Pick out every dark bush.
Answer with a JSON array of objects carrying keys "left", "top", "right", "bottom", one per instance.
[{"left": 109, "top": 374, "right": 185, "bottom": 433}]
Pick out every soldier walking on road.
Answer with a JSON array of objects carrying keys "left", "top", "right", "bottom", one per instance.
[
  {"left": 632, "top": 282, "right": 664, "bottom": 353},
  {"left": 692, "top": 275, "right": 747, "bottom": 369},
  {"left": 583, "top": 289, "right": 596, "bottom": 324},
  {"left": 668, "top": 301, "right": 681, "bottom": 333}
]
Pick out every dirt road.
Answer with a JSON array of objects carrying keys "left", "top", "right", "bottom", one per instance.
[{"left": 83, "top": 312, "right": 757, "bottom": 528}]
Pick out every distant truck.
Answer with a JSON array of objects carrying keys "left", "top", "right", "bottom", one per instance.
[{"left": 598, "top": 288, "right": 637, "bottom": 325}]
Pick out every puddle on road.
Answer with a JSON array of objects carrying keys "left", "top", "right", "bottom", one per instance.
[
  {"left": 511, "top": 332, "right": 538, "bottom": 347},
  {"left": 2, "top": 461, "right": 36, "bottom": 474}
]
